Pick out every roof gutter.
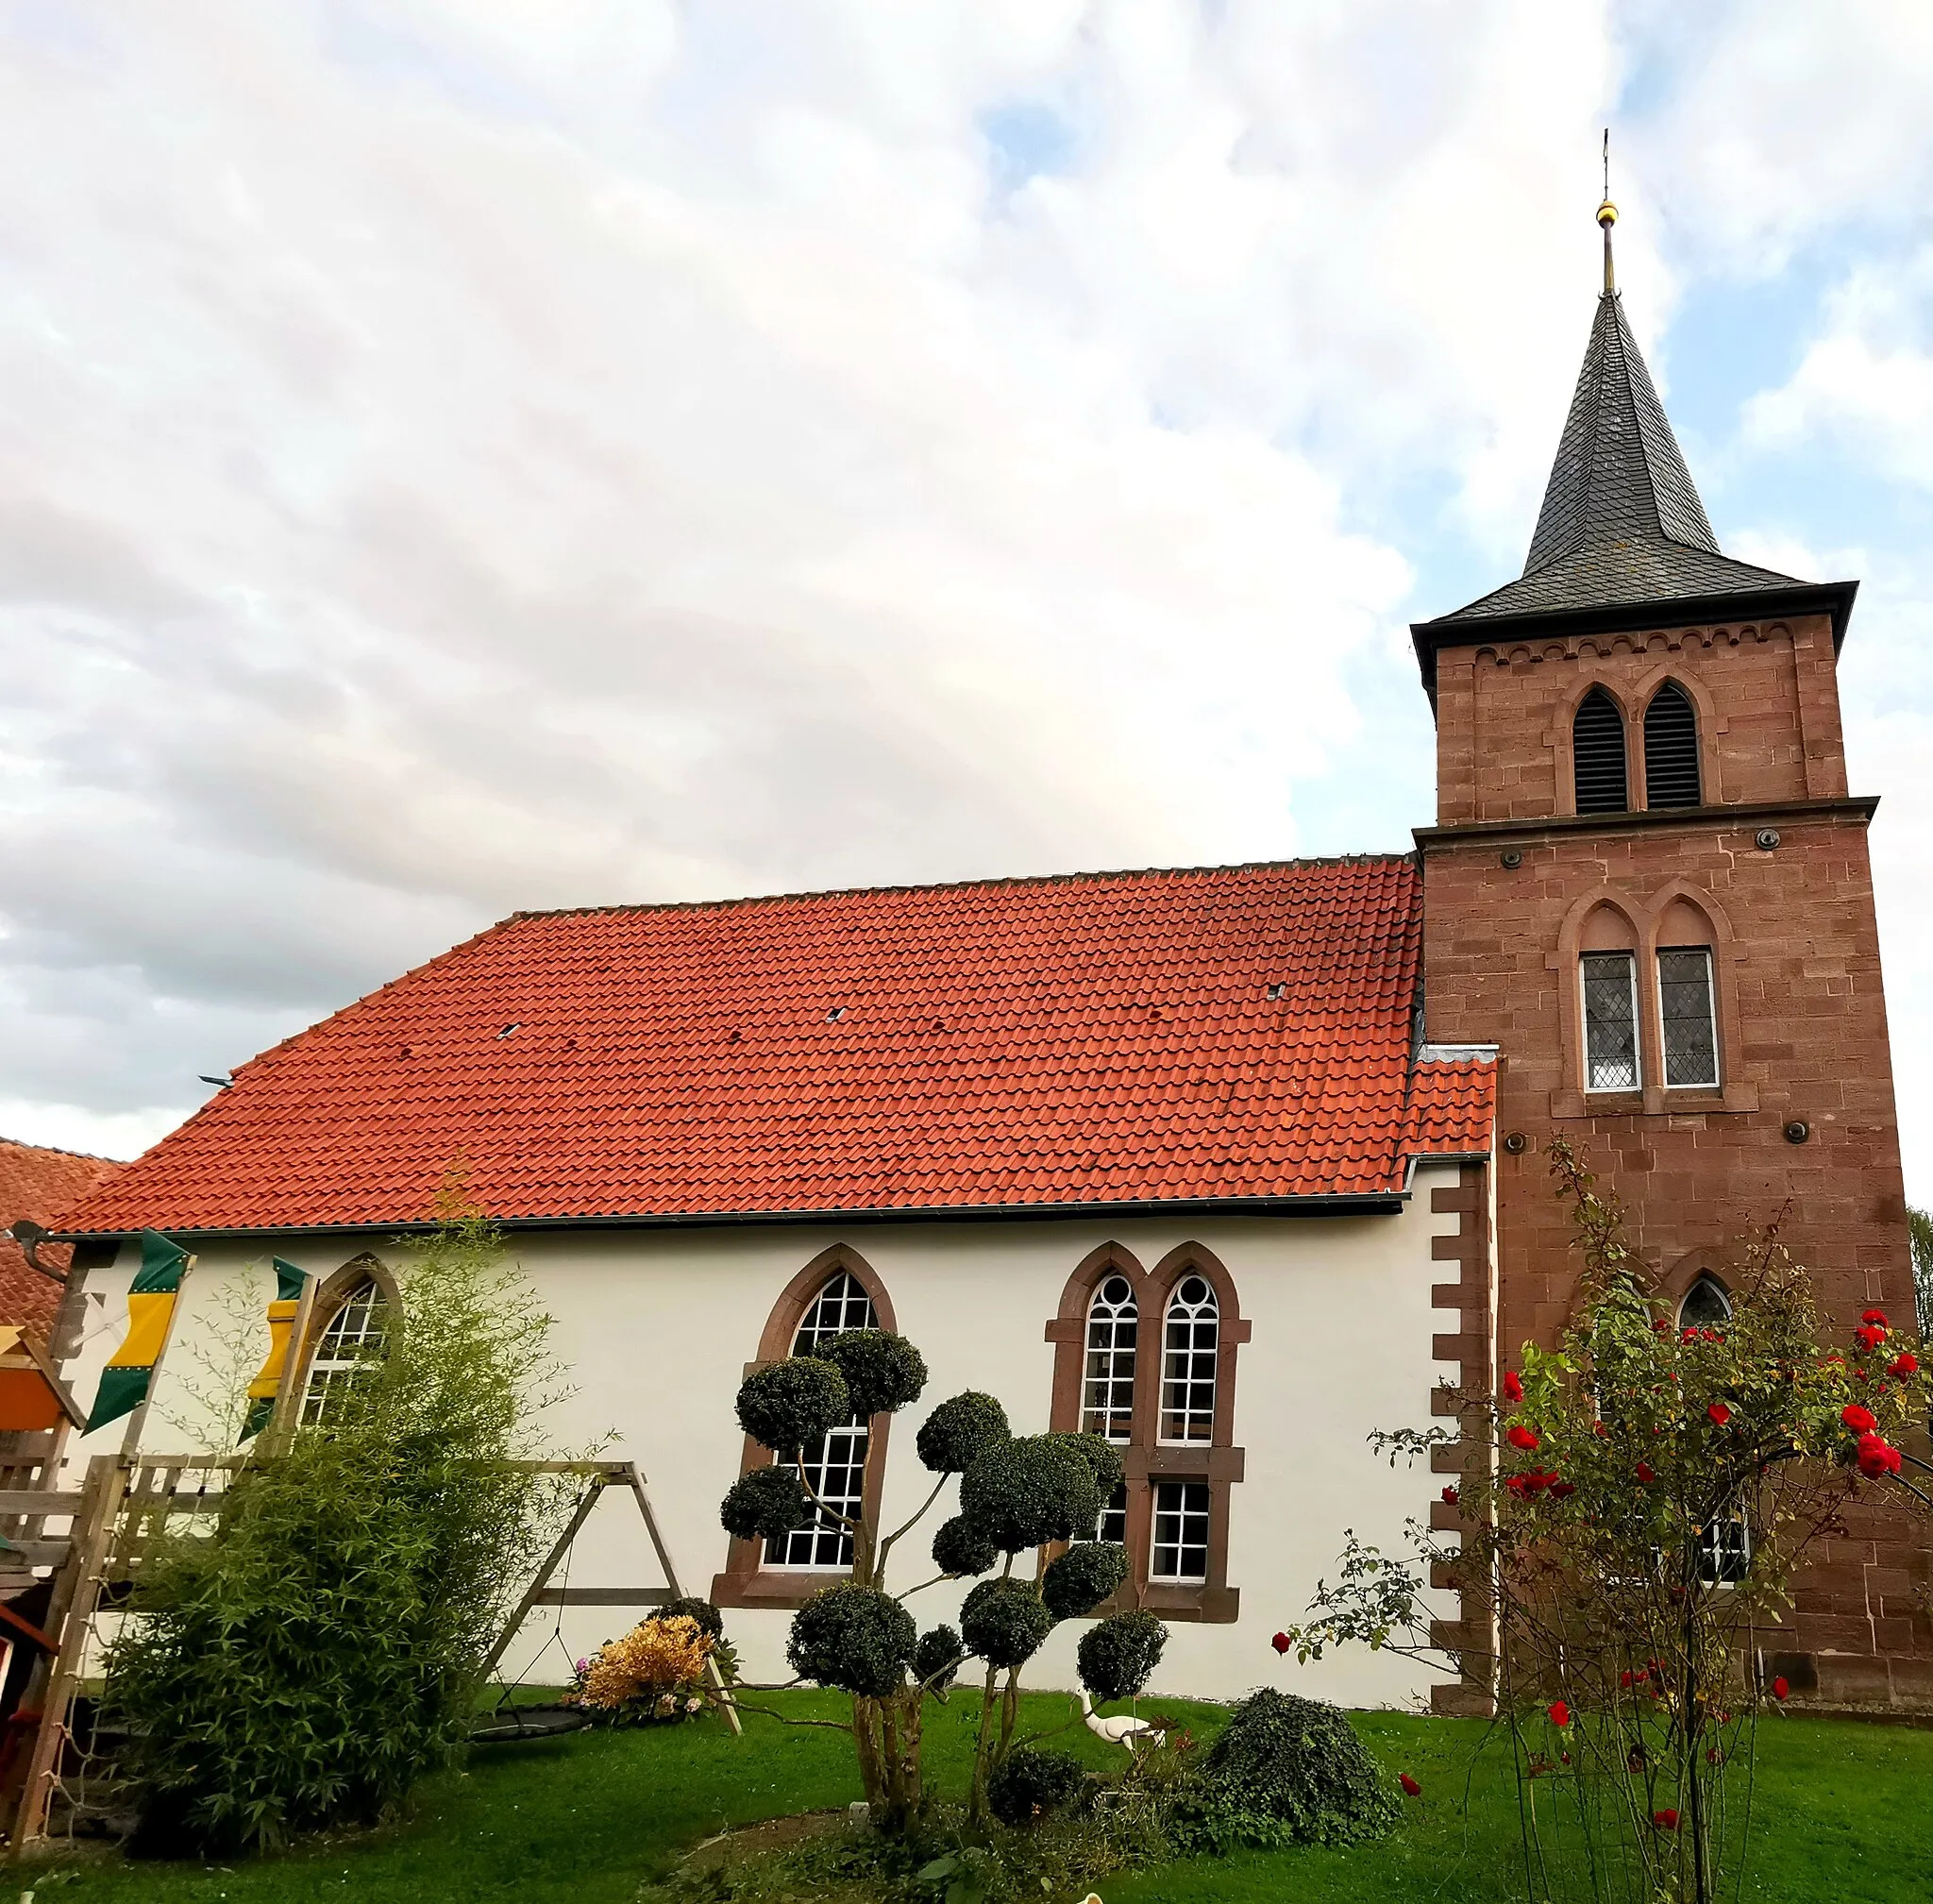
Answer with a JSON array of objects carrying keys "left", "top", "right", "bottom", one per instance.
[{"left": 45, "top": 1188, "right": 1414, "bottom": 1246}]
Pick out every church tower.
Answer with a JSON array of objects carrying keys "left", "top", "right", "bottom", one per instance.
[{"left": 1412, "top": 198, "right": 1931, "bottom": 1710}]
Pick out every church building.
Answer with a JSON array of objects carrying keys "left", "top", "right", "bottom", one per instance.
[{"left": 40, "top": 211, "right": 1932, "bottom": 1712}]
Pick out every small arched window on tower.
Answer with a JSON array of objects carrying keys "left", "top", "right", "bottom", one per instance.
[
  {"left": 1572, "top": 686, "right": 1629, "bottom": 814},
  {"left": 1643, "top": 682, "right": 1702, "bottom": 809}
]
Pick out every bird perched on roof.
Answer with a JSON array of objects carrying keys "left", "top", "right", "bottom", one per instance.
[{"left": 1077, "top": 1690, "right": 1168, "bottom": 1751}]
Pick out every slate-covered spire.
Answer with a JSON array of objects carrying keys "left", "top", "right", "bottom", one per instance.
[{"left": 1431, "top": 201, "right": 1801, "bottom": 627}]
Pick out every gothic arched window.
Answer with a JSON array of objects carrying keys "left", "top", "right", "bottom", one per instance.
[
  {"left": 1083, "top": 1275, "right": 1137, "bottom": 1443},
  {"left": 1159, "top": 1276, "right": 1219, "bottom": 1445},
  {"left": 300, "top": 1275, "right": 391, "bottom": 1424},
  {"left": 1573, "top": 686, "right": 1630, "bottom": 814},
  {"left": 769, "top": 1269, "right": 878, "bottom": 1570},
  {"left": 1643, "top": 682, "right": 1702, "bottom": 809},
  {"left": 1678, "top": 1274, "right": 1732, "bottom": 1331}
]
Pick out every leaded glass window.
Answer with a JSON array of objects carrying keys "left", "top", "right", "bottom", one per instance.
[
  {"left": 1083, "top": 1275, "right": 1137, "bottom": 1442},
  {"left": 768, "top": 1271, "right": 877, "bottom": 1570},
  {"left": 1678, "top": 1275, "right": 1732, "bottom": 1331},
  {"left": 1159, "top": 1276, "right": 1218, "bottom": 1444},
  {"left": 1151, "top": 1479, "right": 1210, "bottom": 1582},
  {"left": 1658, "top": 947, "right": 1719, "bottom": 1088},
  {"left": 300, "top": 1277, "right": 390, "bottom": 1425},
  {"left": 1582, "top": 951, "right": 1640, "bottom": 1091}
]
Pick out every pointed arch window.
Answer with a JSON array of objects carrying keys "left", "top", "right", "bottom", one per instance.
[
  {"left": 300, "top": 1276, "right": 391, "bottom": 1425},
  {"left": 769, "top": 1269, "right": 877, "bottom": 1571},
  {"left": 1083, "top": 1275, "right": 1138, "bottom": 1443},
  {"left": 1159, "top": 1276, "right": 1219, "bottom": 1445},
  {"left": 1678, "top": 1274, "right": 1732, "bottom": 1331},
  {"left": 1573, "top": 686, "right": 1629, "bottom": 814},
  {"left": 1643, "top": 682, "right": 1702, "bottom": 809}
]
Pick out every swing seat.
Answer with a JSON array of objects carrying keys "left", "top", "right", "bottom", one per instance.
[{"left": 467, "top": 1704, "right": 591, "bottom": 1745}]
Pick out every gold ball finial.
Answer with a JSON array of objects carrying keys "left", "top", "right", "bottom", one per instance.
[{"left": 1597, "top": 198, "right": 1618, "bottom": 229}]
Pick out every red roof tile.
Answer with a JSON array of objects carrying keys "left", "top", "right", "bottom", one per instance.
[
  {"left": 59, "top": 857, "right": 1480, "bottom": 1235},
  {"left": 0, "top": 1139, "right": 125, "bottom": 1332}
]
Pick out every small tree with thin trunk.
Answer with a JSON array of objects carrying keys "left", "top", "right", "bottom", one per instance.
[
  {"left": 1279, "top": 1140, "right": 1930, "bottom": 1904},
  {"left": 720, "top": 1336, "right": 1162, "bottom": 1831}
]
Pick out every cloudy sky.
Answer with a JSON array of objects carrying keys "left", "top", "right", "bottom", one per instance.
[{"left": 6, "top": 2, "right": 1933, "bottom": 1196}]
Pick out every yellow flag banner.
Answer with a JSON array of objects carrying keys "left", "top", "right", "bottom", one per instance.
[
  {"left": 240, "top": 1259, "right": 310, "bottom": 1442},
  {"left": 85, "top": 1231, "right": 189, "bottom": 1433}
]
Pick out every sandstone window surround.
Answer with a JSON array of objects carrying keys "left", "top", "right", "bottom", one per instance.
[
  {"left": 1551, "top": 883, "right": 1757, "bottom": 1120},
  {"left": 1046, "top": 1242, "right": 1249, "bottom": 1624},
  {"left": 711, "top": 1245, "right": 898, "bottom": 1612},
  {"left": 1554, "top": 669, "right": 1723, "bottom": 818}
]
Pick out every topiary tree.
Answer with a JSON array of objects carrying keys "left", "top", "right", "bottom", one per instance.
[
  {"left": 1279, "top": 1139, "right": 1932, "bottom": 1904},
  {"left": 986, "top": 1744, "right": 1088, "bottom": 1828},
  {"left": 719, "top": 1342, "right": 1163, "bottom": 1832}
]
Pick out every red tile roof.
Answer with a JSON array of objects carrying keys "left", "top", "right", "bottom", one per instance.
[
  {"left": 59, "top": 857, "right": 1490, "bottom": 1237},
  {"left": 0, "top": 1139, "right": 126, "bottom": 1333}
]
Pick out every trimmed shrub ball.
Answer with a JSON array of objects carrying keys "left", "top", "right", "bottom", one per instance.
[
  {"left": 720, "top": 1466, "right": 813, "bottom": 1541},
  {"left": 932, "top": 1513, "right": 999, "bottom": 1579},
  {"left": 1047, "top": 1431, "right": 1126, "bottom": 1502},
  {"left": 1193, "top": 1688, "right": 1399, "bottom": 1848},
  {"left": 916, "top": 1390, "right": 1011, "bottom": 1474},
  {"left": 1041, "top": 1542, "right": 1128, "bottom": 1622},
  {"left": 913, "top": 1624, "right": 964, "bottom": 1692},
  {"left": 815, "top": 1330, "right": 927, "bottom": 1419},
  {"left": 786, "top": 1584, "right": 916, "bottom": 1699},
  {"left": 987, "top": 1746, "right": 1087, "bottom": 1828},
  {"left": 959, "top": 1436, "right": 1101, "bottom": 1555},
  {"left": 654, "top": 1596, "right": 724, "bottom": 1643},
  {"left": 1077, "top": 1611, "right": 1166, "bottom": 1702},
  {"left": 735, "top": 1357, "right": 849, "bottom": 1455},
  {"left": 961, "top": 1577, "right": 1054, "bottom": 1670}
]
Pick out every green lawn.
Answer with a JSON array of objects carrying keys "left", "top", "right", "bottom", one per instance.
[{"left": 29, "top": 1693, "right": 1933, "bottom": 1904}]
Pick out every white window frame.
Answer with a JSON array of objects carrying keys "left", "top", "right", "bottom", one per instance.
[
  {"left": 1158, "top": 1276, "right": 1219, "bottom": 1446},
  {"left": 1657, "top": 946, "right": 1721, "bottom": 1090},
  {"left": 300, "top": 1277, "right": 390, "bottom": 1425},
  {"left": 1581, "top": 950, "right": 1642, "bottom": 1092},
  {"left": 767, "top": 1270, "right": 878, "bottom": 1573},
  {"left": 1082, "top": 1275, "right": 1138, "bottom": 1444},
  {"left": 1150, "top": 1478, "right": 1210, "bottom": 1583}
]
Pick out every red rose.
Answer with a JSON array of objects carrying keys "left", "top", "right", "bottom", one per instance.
[
  {"left": 1270, "top": 1631, "right": 1291, "bottom": 1655},
  {"left": 1706, "top": 1403, "right": 1732, "bottom": 1427},
  {"left": 1619, "top": 1669, "right": 1635, "bottom": 1688},
  {"left": 1441, "top": 1485, "right": 1459, "bottom": 1507},
  {"left": 1857, "top": 1433, "right": 1902, "bottom": 1479},
  {"left": 1548, "top": 1700, "right": 1571, "bottom": 1727},
  {"left": 1399, "top": 1773, "right": 1421, "bottom": 1797},
  {"left": 1680, "top": 1326, "right": 1698, "bottom": 1343},
  {"left": 1855, "top": 1324, "right": 1888, "bottom": 1352},
  {"left": 1653, "top": 1809, "right": 1679, "bottom": 1831},
  {"left": 1861, "top": 1308, "right": 1889, "bottom": 1326},
  {"left": 1652, "top": 1319, "right": 1670, "bottom": 1334},
  {"left": 1635, "top": 1461, "right": 1656, "bottom": 1484},
  {"left": 1889, "top": 1352, "right": 1919, "bottom": 1377},
  {"left": 1841, "top": 1404, "right": 1877, "bottom": 1434},
  {"left": 1550, "top": 1479, "right": 1576, "bottom": 1500},
  {"left": 1503, "top": 1371, "right": 1523, "bottom": 1404},
  {"left": 1772, "top": 1677, "right": 1790, "bottom": 1701},
  {"left": 1507, "top": 1424, "right": 1540, "bottom": 1451},
  {"left": 1592, "top": 1420, "right": 1606, "bottom": 1438},
  {"left": 1505, "top": 1474, "right": 1531, "bottom": 1497}
]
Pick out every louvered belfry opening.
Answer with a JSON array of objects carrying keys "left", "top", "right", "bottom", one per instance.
[
  {"left": 1643, "top": 681, "right": 1702, "bottom": 808},
  {"left": 1572, "top": 686, "right": 1629, "bottom": 814}
]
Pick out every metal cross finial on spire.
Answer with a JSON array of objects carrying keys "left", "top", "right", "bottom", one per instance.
[{"left": 1597, "top": 127, "right": 1618, "bottom": 295}]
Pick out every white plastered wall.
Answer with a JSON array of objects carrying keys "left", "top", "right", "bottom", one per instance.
[{"left": 62, "top": 1168, "right": 1468, "bottom": 1709}]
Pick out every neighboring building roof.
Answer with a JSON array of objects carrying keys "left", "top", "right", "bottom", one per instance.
[
  {"left": 0, "top": 1139, "right": 125, "bottom": 1334},
  {"left": 57, "top": 857, "right": 1489, "bottom": 1237},
  {"left": 1427, "top": 290, "right": 1803, "bottom": 629}
]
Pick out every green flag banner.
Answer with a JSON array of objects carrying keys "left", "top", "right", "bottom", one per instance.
[
  {"left": 239, "top": 1258, "right": 310, "bottom": 1443},
  {"left": 85, "top": 1231, "right": 189, "bottom": 1434}
]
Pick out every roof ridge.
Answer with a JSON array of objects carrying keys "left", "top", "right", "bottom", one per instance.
[
  {"left": 501, "top": 851, "right": 1421, "bottom": 923},
  {"left": 0, "top": 1137, "right": 126, "bottom": 1166}
]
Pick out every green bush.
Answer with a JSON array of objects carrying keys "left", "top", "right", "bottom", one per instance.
[
  {"left": 913, "top": 1624, "right": 963, "bottom": 1691},
  {"left": 105, "top": 1217, "right": 569, "bottom": 1858},
  {"left": 961, "top": 1577, "right": 1054, "bottom": 1671},
  {"left": 931, "top": 1512, "right": 999, "bottom": 1578},
  {"left": 815, "top": 1331, "right": 927, "bottom": 1417},
  {"left": 734, "top": 1358, "right": 849, "bottom": 1455},
  {"left": 986, "top": 1745, "right": 1088, "bottom": 1828},
  {"left": 1041, "top": 1542, "right": 1128, "bottom": 1621},
  {"left": 916, "top": 1390, "right": 1011, "bottom": 1474},
  {"left": 1182, "top": 1688, "right": 1400, "bottom": 1850},
  {"left": 959, "top": 1436, "right": 1101, "bottom": 1554},
  {"left": 1077, "top": 1612, "right": 1166, "bottom": 1702},
  {"left": 656, "top": 1596, "right": 725, "bottom": 1643},
  {"left": 786, "top": 1584, "right": 916, "bottom": 1698},
  {"left": 721, "top": 1465, "right": 813, "bottom": 1540}
]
